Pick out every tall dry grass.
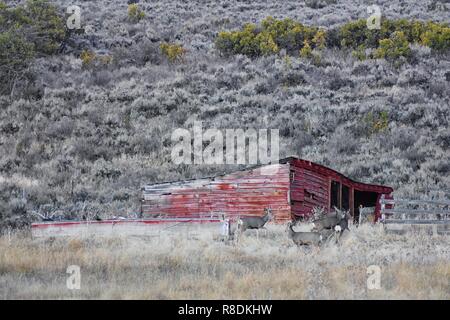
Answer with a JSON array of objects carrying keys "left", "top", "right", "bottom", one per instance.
[{"left": 0, "top": 224, "right": 449, "bottom": 299}]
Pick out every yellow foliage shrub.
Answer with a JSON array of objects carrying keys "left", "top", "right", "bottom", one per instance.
[
  {"left": 128, "top": 4, "right": 145, "bottom": 22},
  {"left": 160, "top": 42, "right": 187, "bottom": 63}
]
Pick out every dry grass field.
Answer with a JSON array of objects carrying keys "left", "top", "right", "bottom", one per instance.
[{"left": 0, "top": 224, "right": 449, "bottom": 299}]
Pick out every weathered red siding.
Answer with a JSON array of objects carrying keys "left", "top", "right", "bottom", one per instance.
[
  {"left": 289, "top": 162, "right": 329, "bottom": 218},
  {"left": 142, "top": 157, "right": 394, "bottom": 223},
  {"left": 286, "top": 158, "right": 393, "bottom": 220},
  {"left": 142, "top": 164, "right": 291, "bottom": 222}
]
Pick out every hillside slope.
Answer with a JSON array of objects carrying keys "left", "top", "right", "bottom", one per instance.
[{"left": 0, "top": 0, "right": 449, "bottom": 229}]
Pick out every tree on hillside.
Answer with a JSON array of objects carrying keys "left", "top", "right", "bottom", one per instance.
[{"left": 0, "top": 0, "right": 66, "bottom": 96}]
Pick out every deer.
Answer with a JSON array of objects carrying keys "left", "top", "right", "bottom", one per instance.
[
  {"left": 337, "top": 210, "right": 351, "bottom": 235},
  {"left": 237, "top": 207, "right": 273, "bottom": 236},
  {"left": 287, "top": 222, "right": 344, "bottom": 246},
  {"left": 318, "top": 227, "right": 336, "bottom": 242},
  {"left": 286, "top": 222, "right": 323, "bottom": 246},
  {"left": 311, "top": 207, "right": 350, "bottom": 233},
  {"left": 310, "top": 208, "right": 351, "bottom": 243}
]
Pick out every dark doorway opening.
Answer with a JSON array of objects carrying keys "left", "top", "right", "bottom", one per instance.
[
  {"left": 353, "top": 190, "right": 378, "bottom": 223},
  {"left": 330, "top": 180, "right": 340, "bottom": 209},
  {"left": 342, "top": 185, "right": 350, "bottom": 211}
]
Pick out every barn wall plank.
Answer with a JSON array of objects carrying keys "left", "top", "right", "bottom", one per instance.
[{"left": 143, "top": 164, "right": 291, "bottom": 222}]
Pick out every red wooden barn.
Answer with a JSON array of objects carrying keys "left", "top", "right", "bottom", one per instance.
[{"left": 142, "top": 157, "right": 393, "bottom": 223}]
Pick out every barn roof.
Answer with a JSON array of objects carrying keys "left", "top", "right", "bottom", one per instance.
[
  {"left": 143, "top": 156, "right": 393, "bottom": 194},
  {"left": 280, "top": 157, "right": 393, "bottom": 194}
]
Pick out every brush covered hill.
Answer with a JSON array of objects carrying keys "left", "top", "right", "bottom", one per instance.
[{"left": 0, "top": 0, "right": 449, "bottom": 230}]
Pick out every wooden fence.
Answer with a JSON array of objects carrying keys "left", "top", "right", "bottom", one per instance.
[{"left": 380, "top": 195, "right": 450, "bottom": 225}]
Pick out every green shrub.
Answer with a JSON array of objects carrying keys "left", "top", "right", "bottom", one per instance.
[
  {"left": 80, "top": 50, "right": 96, "bottom": 67},
  {"left": 338, "top": 19, "right": 368, "bottom": 49},
  {"left": 364, "top": 111, "right": 389, "bottom": 135},
  {"left": 0, "top": 31, "right": 35, "bottom": 70},
  {"left": 1, "top": 0, "right": 65, "bottom": 51},
  {"left": 1, "top": 0, "right": 65, "bottom": 55},
  {"left": 215, "top": 17, "right": 449, "bottom": 61},
  {"left": 0, "top": 0, "right": 66, "bottom": 94},
  {"left": 160, "top": 42, "right": 187, "bottom": 63},
  {"left": 80, "top": 50, "right": 113, "bottom": 69},
  {"left": 228, "top": 23, "right": 260, "bottom": 57},
  {"left": 215, "top": 17, "right": 318, "bottom": 58},
  {"left": 312, "top": 29, "right": 326, "bottom": 50},
  {"left": 338, "top": 19, "right": 401, "bottom": 49},
  {"left": 261, "top": 17, "right": 317, "bottom": 53},
  {"left": 0, "top": 31, "right": 35, "bottom": 94},
  {"left": 215, "top": 30, "right": 237, "bottom": 57},
  {"left": 374, "top": 31, "right": 411, "bottom": 61},
  {"left": 299, "top": 40, "right": 312, "bottom": 59},
  {"left": 128, "top": 4, "right": 145, "bottom": 22},
  {"left": 338, "top": 18, "right": 449, "bottom": 53},
  {"left": 420, "top": 22, "right": 450, "bottom": 51},
  {"left": 25, "top": 0, "right": 66, "bottom": 55},
  {"left": 0, "top": 2, "right": 31, "bottom": 30},
  {"left": 256, "top": 32, "right": 279, "bottom": 56},
  {"left": 352, "top": 45, "right": 367, "bottom": 60}
]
